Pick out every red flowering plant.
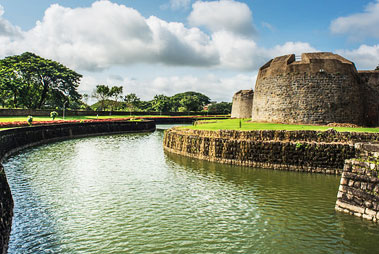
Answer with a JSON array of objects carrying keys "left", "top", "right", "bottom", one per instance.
[{"left": 0, "top": 118, "right": 133, "bottom": 128}]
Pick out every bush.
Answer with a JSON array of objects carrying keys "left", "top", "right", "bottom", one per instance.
[
  {"left": 50, "top": 111, "right": 58, "bottom": 120},
  {"left": 27, "top": 115, "right": 33, "bottom": 126}
]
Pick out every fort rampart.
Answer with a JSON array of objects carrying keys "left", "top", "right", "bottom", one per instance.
[
  {"left": 163, "top": 128, "right": 379, "bottom": 173},
  {"left": 252, "top": 53, "right": 365, "bottom": 125},
  {"left": 0, "top": 120, "right": 156, "bottom": 253},
  {"left": 231, "top": 90, "right": 254, "bottom": 119}
]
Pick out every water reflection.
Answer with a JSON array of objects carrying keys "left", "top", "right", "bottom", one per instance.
[{"left": 3, "top": 129, "right": 379, "bottom": 253}]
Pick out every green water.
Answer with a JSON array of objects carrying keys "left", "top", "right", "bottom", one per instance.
[{"left": 3, "top": 127, "right": 379, "bottom": 253}]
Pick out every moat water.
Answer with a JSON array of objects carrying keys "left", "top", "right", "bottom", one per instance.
[{"left": 3, "top": 125, "right": 379, "bottom": 253}]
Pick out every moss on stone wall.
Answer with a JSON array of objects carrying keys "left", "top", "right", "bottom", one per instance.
[
  {"left": 163, "top": 128, "right": 374, "bottom": 174},
  {"left": 336, "top": 143, "right": 379, "bottom": 221}
]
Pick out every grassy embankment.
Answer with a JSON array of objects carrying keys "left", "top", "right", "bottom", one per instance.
[{"left": 185, "top": 119, "right": 379, "bottom": 133}]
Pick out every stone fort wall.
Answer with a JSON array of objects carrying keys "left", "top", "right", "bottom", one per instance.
[
  {"left": 359, "top": 71, "right": 379, "bottom": 126},
  {"left": 231, "top": 90, "right": 254, "bottom": 118},
  {"left": 251, "top": 53, "right": 366, "bottom": 125}
]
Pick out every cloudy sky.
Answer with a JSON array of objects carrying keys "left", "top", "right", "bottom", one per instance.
[{"left": 0, "top": 0, "right": 378, "bottom": 102}]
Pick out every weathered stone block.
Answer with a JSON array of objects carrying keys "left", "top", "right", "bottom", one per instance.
[
  {"left": 363, "top": 214, "right": 373, "bottom": 220},
  {"left": 336, "top": 200, "right": 365, "bottom": 214},
  {"left": 365, "top": 208, "right": 377, "bottom": 217}
]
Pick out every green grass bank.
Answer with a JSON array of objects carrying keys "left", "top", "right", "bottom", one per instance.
[{"left": 187, "top": 119, "right": 379, "bottom": 133}]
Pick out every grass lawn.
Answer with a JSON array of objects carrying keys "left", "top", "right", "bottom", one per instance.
[{"left": 185, "top": 119, "right": 379, "bottom": 133}]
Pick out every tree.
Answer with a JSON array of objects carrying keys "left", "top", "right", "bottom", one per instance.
[
  {"left": 151, "top": 94, "right": 172, "bottom": 113},
  {"left": 0, "top": 66, "right": 23, "bottom": 108},
  {"left": 123, "top": 93, "right": 141, "bottom": 111},
  {"left": 376, "top": 65, "right": 379, "bottom": 71},
  {"left": 138, "top": 100, "right": 152, "bottom": 112},
  {"left": 82, "top": 93, "right": 89, "bottom": 105},
  {"left": 92, "top": 85, "right": 110, "bottom": 111},
  {"left": 109, "top": 86, "right": 123, "bottom": 110},
  {"left": 170, "top": 91, "right": 210, "bottom": 112},
  {"left": 208, "top": 102, "right": 232, "bottom": 114},
  {"left": 0, "top": 52, "right": 82, "bottom": 109},
  {"left": 179, "top": 95, "right": 201, "bottom": 111}
]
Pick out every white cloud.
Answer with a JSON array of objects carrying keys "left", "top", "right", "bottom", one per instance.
[
  {"left": 0, "top": 1, "right": 219, "bottom": 71},
  {"left": 147, "top": 73, "right": 257, "bottom": 101},
  {"left": 146, "top": 16, "right": 219, "bottom": 66},
  {"left": 0, "top": 0, "right": 320, "bottom": 74},
  {"left": 188, "top": 0, "right": 256, "bottom": 37},
  {"left": 261, "top": 22, "right": 275, "bottom": 32},
  {"left": 336, "top": 44, "right": 379, "bottom": 69},
  {"left": 211, "top": 31, "right": 265, "bottom": 70},
  {"left": 330, "top": 0, "right": 379, "bottom": 40},
  {"left": 268, "top": 41, "right": 318, "bottom": 57},
  {"left": 79, "top": 73, "right": 257, "bottom": 102},
  {"left": 170, "top": 0, "right": 191, "bottom": 10},
  {"left": 0, "top": 5, "right": 22, "bottom": 38}
]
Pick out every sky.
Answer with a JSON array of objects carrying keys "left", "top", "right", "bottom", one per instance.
[{"left": 0, "top": 0, "right": 378, "bottom": 103}]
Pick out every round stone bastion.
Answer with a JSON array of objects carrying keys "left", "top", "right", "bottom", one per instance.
[
  {"left": 251, "top": 52, "right": 364, "bottom": 125},
  {"left": 231, "top": 89, "right": 254, "bottom": 118}
]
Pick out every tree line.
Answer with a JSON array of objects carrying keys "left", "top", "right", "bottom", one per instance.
[
  {"left": 0, "top": 52, "right": 231, "bottom": 113},
  {"left": 91, "top": 85, "right": 232, "bottom": 113}
]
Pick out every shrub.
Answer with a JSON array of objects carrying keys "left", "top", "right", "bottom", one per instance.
[
  {"left": 50, "top": 111, "right": 58, "bottom": 120},
  {"left": 27, "top": 115, "right": 33, "bottom": 126}
]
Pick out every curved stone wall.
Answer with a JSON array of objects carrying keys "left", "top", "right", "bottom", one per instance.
[
  {"left": 162, "top": 128, "right": 379, "bottom": 174},
  {"left": 252, "top": 53, "right": 364, "bottom": 125},
  {"left": 164, "top": 128, "right": 379, "bottom": 222},
  {"left": 0, "top": 120, "right": 155, "bottom": 253},
  {"left": 231, "top": 90, "right": 254, "bottom": 119}
]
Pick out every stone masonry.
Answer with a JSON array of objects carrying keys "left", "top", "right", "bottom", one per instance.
[
  {"left": 231, "top": 90, "right": 254, "bottom": 119},
  {"left": 252, "top": 53, "right": 365, "bottom": 125},
  {"left": 231, "top": 52, "right": 379, "bottom": 126},
  {"left": 336, "top": 143, "right": 379, "bottom": 221},
  {"left": 359, "top": 71, "right": 379, "bottom": 126},
  {"left": 162, "top": 128, "right": 379, "bottom": 175}
]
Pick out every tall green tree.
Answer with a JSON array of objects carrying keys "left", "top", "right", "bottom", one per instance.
[
  {"left": 0, "top": 58, "right": 24, "bottom": 107},
  {"left": 208, "top": 102, "right": 232, "bottom": 114},
  {"left": 0, "top": 52, "right": 82, "bottom": 109},
  {"left": 179, "top": 95, "right": 201, "bottom": 111},
  {"left": 171, "top": 91, "right": 210, "bottom": 111},
  {"left": 376, "top": 65, "right": 379, "bottom": 71},
  {"left": 123, "top": 93, "right": 141, "bottom": 111},
  {"left": 92, "top": 85, "right": 110, "bottom": 111},
  {"left": 151, "top": 94, "right": 172, "bottom": 112},
  {"left": 109, "top": 86, "right": 123, "bottom": 110}
]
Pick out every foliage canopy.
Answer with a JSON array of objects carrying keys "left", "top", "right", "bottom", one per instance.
[{"left": 0, "top": 52, "right": 82, "bottom": 109}]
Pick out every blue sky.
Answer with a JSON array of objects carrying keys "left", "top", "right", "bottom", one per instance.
[{"left": 0, "top": 0, "right": 378, "bottom": 102}]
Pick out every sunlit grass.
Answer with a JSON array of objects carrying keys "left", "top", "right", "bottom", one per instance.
[{"left": 184, "top": 119, "right": 379, "bottom": 133}]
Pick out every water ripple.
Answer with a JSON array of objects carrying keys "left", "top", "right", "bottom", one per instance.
[{"left": 3, "top": 127, "right": 379, "bottom": 253}]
